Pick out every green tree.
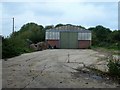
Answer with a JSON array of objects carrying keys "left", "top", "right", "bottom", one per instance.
[
  {"left": 55, "top": 24, "right": 64, "bottom": 28},
  {"left": 88, "top": 25, "right": 112, "bottom": 46},
  {"left": 44, "top": 25, "right": 54, "bottom": 30},
  {"left": 2, "top": 22, "right": 45, "bottom": 58}
]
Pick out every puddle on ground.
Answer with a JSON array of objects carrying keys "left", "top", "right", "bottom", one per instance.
[
  {"left": 72, "top": 69, "right": 103, "bottom": 81},
  {"left": 71, "top": 67, "right": 118, "bottom": 85}
]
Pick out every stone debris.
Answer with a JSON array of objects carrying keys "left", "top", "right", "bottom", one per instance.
[{"left": 30, "top": 42, "right": 47, "bottom": 51}]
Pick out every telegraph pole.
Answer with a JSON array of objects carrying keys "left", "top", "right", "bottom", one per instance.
[{"left": 12, "top": 17, "right": 14, "bottom": 33}]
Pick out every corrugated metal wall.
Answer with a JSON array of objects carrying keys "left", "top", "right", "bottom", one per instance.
[
  {"left": 46, "top": 31, "right": 91, "bottom": 40},
  {"left": 46, "top": 31, "right": 60, "bottom": 40},
  {"left": 46, "top": 29, "right": 92, "bottom": 49},
  {"left": 60, "top": 32, "right": 69, "bottom": 49},
  {"left": 69, "top": 32, "right": 78, "bottom": 48},
  {"left": 60, "top": 32, "right": 78, "bottom": 49},
  {"left": 78, "top": 33, "right": 91, "bottom": 40}
]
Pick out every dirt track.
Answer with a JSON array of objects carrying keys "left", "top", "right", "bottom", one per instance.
[{"left": 2, "top": 49, "right": 119, "bottom": 88}]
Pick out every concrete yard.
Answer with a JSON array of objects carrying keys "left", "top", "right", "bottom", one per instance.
[{"left": 2, "top": 49, "right": 119, "bottom": 88}]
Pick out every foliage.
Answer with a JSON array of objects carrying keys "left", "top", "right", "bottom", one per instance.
[
  {"left": 2, "top": 22, "right": 45, "bottom": 59},
  {"left": 2, "top": 36, "right": 32, "bottom": 58},
  {"left": 2, "top": 23, "right": 120, "bottom": 59},
  {"left": 44, "top": 25, "right": 54, "bottom": 30},
  {"left": 11, "top": 23, "right": 45, "bottom": 43},
  {"left": 107, "top": 59, "right": 120, "bottom": 77},
  {"left": 88, "top": 25, "right": 120, "bottom": 50},
  {"left": 55, "top": 24, "right": 64, "bottom": 28}
]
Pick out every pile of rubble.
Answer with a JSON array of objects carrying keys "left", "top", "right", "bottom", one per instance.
[{"left": 30, "top": 42, "right": 47, "bottom": 51}]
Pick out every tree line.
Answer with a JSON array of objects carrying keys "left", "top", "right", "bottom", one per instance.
[{"left": 1, "top": 23, "right": 120, "bottom": 59}]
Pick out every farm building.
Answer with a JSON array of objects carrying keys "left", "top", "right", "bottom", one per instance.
[{"left": 45, "top": 25, "right": 92, "bottom": 49}]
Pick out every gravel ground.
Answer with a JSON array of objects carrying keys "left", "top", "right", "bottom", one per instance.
[{"left": 2, "top": 49, "right": 119, "bottom": 88}]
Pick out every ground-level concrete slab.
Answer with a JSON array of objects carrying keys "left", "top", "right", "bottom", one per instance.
[{"left": 2, "top": 49, "right": 119, "bottom": 88}]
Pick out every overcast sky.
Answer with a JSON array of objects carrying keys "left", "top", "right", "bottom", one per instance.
[{"left": 0, "top": 0, "right": 119, "bottom": 36}]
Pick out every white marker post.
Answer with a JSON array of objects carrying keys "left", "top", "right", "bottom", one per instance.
[{"left": 67, "top": 53, "right": 70, "bottom": 63}]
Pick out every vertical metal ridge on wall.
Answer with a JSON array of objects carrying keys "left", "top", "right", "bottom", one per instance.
[
  {"left": 46, "top": 31, "right": 60, "bottom": 40},
  {"left": 46, "top": 27, "right": 92, "bottom": 49},
  {"left": 78, "top": 32, "right": 91, "bottom": 40}
]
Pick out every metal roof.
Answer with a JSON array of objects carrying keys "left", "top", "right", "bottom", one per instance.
[
  {"left": 55, "top": 25, "right": 82, "bottom": 30},
  {"left": 46, "top": 29, "right": 91, "bottom": 33},
  {"left": 46, "top": 25, "right": 91, "bottom": 33}
]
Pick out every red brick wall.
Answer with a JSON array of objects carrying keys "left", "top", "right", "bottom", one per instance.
[
  {"left": 47, "top": 40, "right": 91, "bottom": 49},
  {"left": 47, "top": 40, "right": 59, "bottom": 48},
  {"left": 78, "top": 40, "right": 91, "bottom": 49}
]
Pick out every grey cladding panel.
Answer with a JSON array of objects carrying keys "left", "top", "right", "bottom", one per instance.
[
  {"left": 78, "top": 33, "right": 91, "bottom": 40},
  {"left": 46, "top": 31, "right": 60, "bottom": 40}
]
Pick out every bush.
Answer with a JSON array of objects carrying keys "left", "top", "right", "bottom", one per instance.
[
  {"left": 2, "top": 37, "right": 32, "bottom": 59},
  {"left": 2, "top": 42, "right": 21, "bottom": 58},
  {"left": 107, "top": 59, "right": 120, "bottom": 77}
]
